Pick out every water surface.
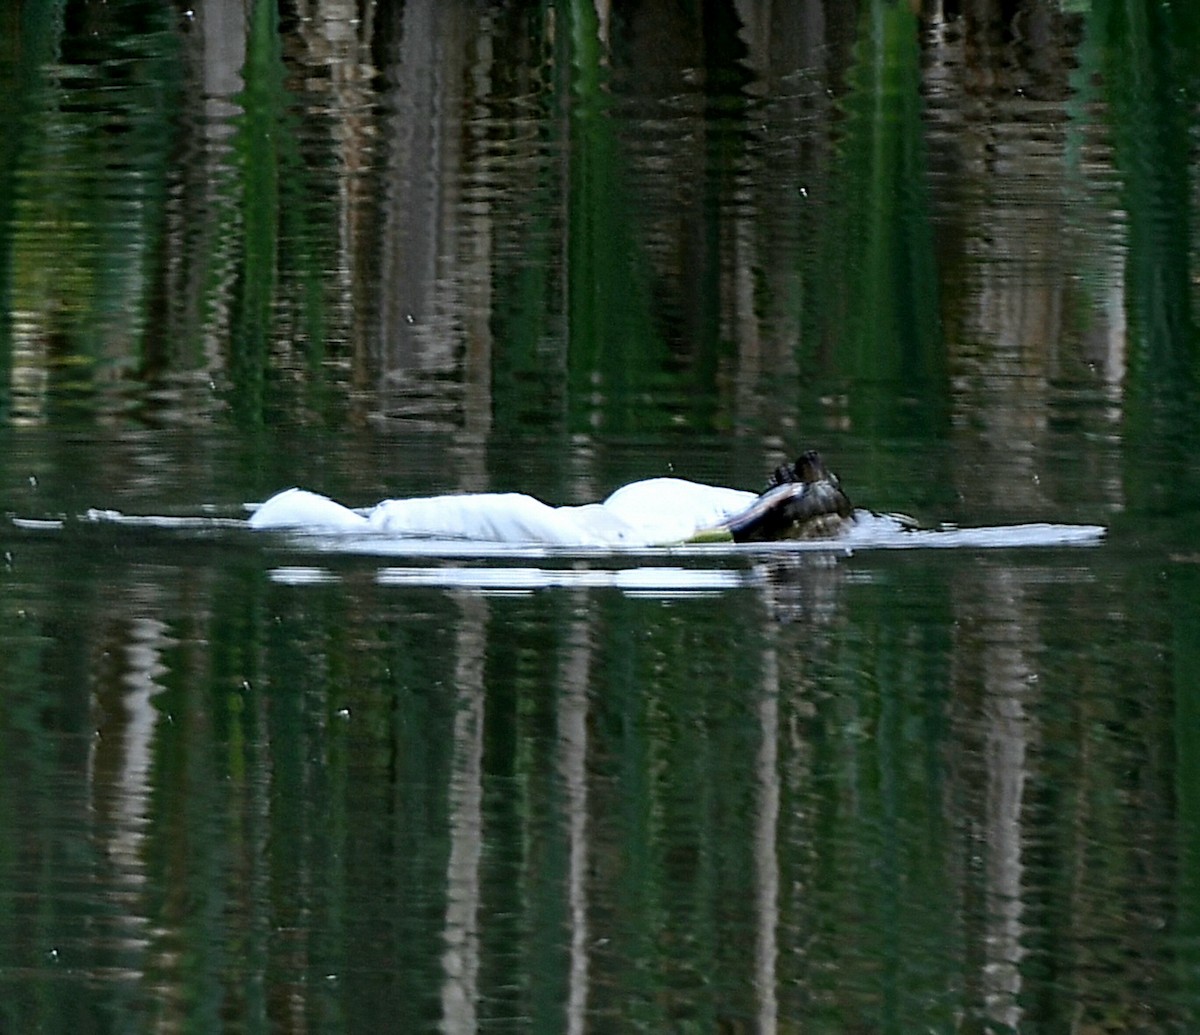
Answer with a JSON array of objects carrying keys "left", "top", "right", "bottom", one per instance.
[{"left": 3, "top": 1, "right": 1200, "bottom": 1032}]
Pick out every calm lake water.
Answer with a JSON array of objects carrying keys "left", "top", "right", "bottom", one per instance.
[{"left": 3, "top": 1, "right": 1200, "bottom": 1032}]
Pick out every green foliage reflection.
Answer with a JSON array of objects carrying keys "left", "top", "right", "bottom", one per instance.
[
  {"left": 1096, "top": 0, "right": 1200, "bottom": 516},
  {"left": 813, "top": 0, "right": 945, "bottom": 446},
  {"left": 564, "top": 0, "right": 671, "bottom": 435}
]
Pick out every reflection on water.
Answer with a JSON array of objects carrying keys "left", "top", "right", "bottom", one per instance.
[
  {"left": 4, "top": 0, "right": 1189, "bottom": 483},
  {"left": 2, "top": 0, "right": 1200, "bottom": 1031},
  {"left": 2, "top": 526, "right": 1197, "bottom": 1031}
]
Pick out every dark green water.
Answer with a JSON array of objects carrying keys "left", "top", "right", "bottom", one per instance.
[{"left": 2, "top": 1, "right": 1200, "bottom": 1031}]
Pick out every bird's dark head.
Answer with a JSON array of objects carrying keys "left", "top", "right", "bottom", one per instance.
[
  {"left": 766, "top": 449, "right": 839, "bottom": 491},
  {"left": 727, "top": 450, "right": 854, "bottom": 542}
]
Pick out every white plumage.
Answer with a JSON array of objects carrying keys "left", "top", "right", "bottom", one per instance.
[{"left": 248, "top": 480, "right": 757, "bottom": 547}]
